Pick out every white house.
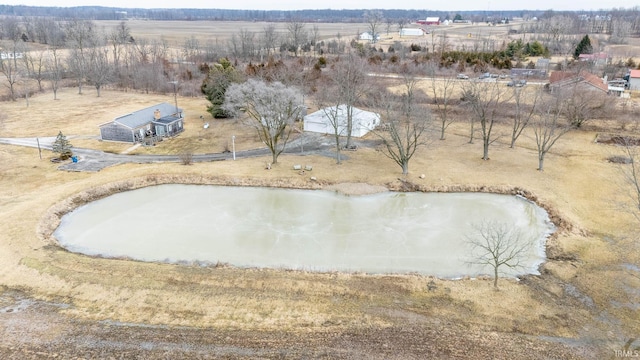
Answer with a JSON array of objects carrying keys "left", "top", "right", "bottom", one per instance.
[
  {"left": 400, "top": 28, "right": 425, "bottom": 36},
  {"left": 359, "top": 32, "right": 380, "bottom": 42},
  {"left": 304, "top": 105, "right": 380, "bottom": 138},
  {"left": 0, "top": 51, "right": 23, "bottom": 60}
]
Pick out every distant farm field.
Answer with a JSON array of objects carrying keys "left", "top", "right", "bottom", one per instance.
[{"left": 96, "top": 20, "right": 373, "bottom": 44}]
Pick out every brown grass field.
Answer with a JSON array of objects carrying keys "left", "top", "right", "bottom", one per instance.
[
  {"left": 96, "top": 20, "right": 373, "bottom": 44},
  {"left": 0, "top": 21, "right": 638, "bottom": 358}
]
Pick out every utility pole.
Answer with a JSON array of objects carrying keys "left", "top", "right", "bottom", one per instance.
[{"left": 169, "top": 80, "right": 178, "bottom": 113}]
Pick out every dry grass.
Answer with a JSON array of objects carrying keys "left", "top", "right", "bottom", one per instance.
[
  {"left": 96, "top": 20, "right": 371, "bottom": 44},
  {"left": 0, "top": 79, "right": 639, "bottom": 356}
]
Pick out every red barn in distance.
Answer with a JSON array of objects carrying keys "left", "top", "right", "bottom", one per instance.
[{"left": 417, "top": 17, "right": 440, "bottom": 25}]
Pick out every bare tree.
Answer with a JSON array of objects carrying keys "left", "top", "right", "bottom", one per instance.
[
  {"left": 65, "top": 19, "right": 97, "bottom": 94},
  {"left": 82, "top": 29, "right": 113, "bottom": 97},
  {"left": 310, "top": 25, "right": 320, "bottom": 54},
  {"left": 46, "top": 48, "right": 64, "bottom": 100},
  {"left": 610, "top": 17, "right": 632, "bottom": 44},
  {"left": 223, "top": 79, "right": 304, "bottom": 164},
  {"left": 45, "top": 25, "right": 66, "bottom": 100},
  {"left": 533, "top": 96, "right": 572, "bottom": 171},
  {"left": 466, "top": 220, "right": 533, "bottom": 289},
  {"left": 463, "top": 81, "right": 507, "bottom": 160},
  {"left": 509, "top": 86, "right": 540, "bottom": 148},
  {"left": 23, "top": 48, "right": 47, "bottom": 92},
  {"left": 0, "top": 46, "right": 22, "bottom": 101},
  {"left": 261, "top": 23, "right": 279, "bottom": 58},
  {"left": 560, "top": 83, "right": 608, "bottom": 128},
  {"left": 312, "top": 98, "right": 347, "bottom": 165},
  {"left": 615, "top": 138, "right": 640, "bottom": 223},
  {"left": 109, "top": 21, "right": 131, "bottom": 71},
  {"left": 397, "top": 19, "right": 408, "bottom": 37},
  {"left": 364, "top": 10, "right": 384, "bottom": 43},
  {"left": 183, "top": 36, "right": 202, "bottom": 63},
  {"left": 86, "top": 45, "right": 113, "bottom": 97},
  {"left": 238, "top": 29, "right": 256, "bottom": 61},
  {"left": 0, "top": 17, "right": 24, "bottom": 101},
  {"left": 427, "top": 63, "right": 457, "bottom": 140},
  {"left": 327, "top": 53, "right": 369, "bottom": 149},
  {"left": 286, "top": 20, "right": 307, "bottom": 57},
  {"left": 373, "top": 72, "right": 431, "bottom": 175},
  {"left": 384, "top": 18, "right": 394, "bottom": 35},
  {"left": 436, "top": 31, "right": 451, "bottom": 56},
  {"left": 29, "top": 16, "right": 57, "bottom": 44}
]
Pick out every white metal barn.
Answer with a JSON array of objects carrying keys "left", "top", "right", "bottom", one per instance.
[
  {"left": 303, "top": 105, "right": 381, "bottom": 138},
  {"left": 400, "top": 28, "right": 425, "bottom": 36},
  {"left": 359, "top": 32, "right": 380, "bottom": 41}
]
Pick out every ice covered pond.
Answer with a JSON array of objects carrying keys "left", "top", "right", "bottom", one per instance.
[{"left": 54, "top": 185, "right": 554, "bottom": 278}]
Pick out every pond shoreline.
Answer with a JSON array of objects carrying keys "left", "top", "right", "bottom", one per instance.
[{"left": 39, "top": 174, "right": 577, "bottom": 269}]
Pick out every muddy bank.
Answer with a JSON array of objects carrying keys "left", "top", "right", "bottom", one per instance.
[{"left": 324, "top": 182, "right": 389, "bottom": 195}]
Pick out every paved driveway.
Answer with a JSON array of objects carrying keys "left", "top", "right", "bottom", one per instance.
[{"left": 0, "top": 134, "right": 342, "bottom": 172}]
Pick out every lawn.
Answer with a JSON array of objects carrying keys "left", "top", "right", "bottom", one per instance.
[{"left": 0, "top": 83, "right": 638, "bottom": 357}]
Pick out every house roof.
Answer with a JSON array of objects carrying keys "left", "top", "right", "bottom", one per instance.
[
  {"left": 630, "top": 69, "right": 640, "bottom": 78},
  {"left": 153, "top": 114, "right": 182, "bottom": 125},
  {"left": 112, "top": 103, "right": 181, "bottom": 129},
  {"left": 305, "top": 105, "right": 380, "bottom": 126},
  {"left": 425, "top": 17, "right": 440, "bottom": 22},
  {"left": 580, "top": 71, "right": 608, "bottom": 92},
  {"left": 549, "top": 71, "right": 608, "bottom": 92},
  {"left": 549, "top": 71, "right": 575, "bottom": 84}
]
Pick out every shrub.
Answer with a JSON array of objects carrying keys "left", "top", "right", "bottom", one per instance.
[
  {"left": 180, "top": 151, "right": 194, "bottom": 165},
  {"left": 608, "top": 155, "right": 632, "bottom": 164}
]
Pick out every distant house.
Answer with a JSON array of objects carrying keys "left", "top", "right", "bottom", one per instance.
[
  {"left": 304, "top": 105, "right": 380, "bottom": 138},
  {"left": 0, "top": 51, "right": 23, "bottom": 60},
  {"left": 547, "top": 70, "right": 608, "bottom": 94},
  {"left": 400, "top": 28, "right": 425, "bottom": 36},
  {"left": 359, "top": 32, "right": 380, "bottom": 42},
  {"left": 536, "top": 58, "right": 550, "bottom": 71},
  {"left": 417, "top": 17, "right": 440, "bottom": 25},
  {"left": 99, "top": 103, "right": 184, "bottom": 143},
  {"left": 578, "top": 52, "right": 610, "bottom": 66},
  {"left": 628, "top": 70, "right": 640, "bottom": 91},
  {"left": 510, "top": 68, "right": 547, "bottom": 78}
]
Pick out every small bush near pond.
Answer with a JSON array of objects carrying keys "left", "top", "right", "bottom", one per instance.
[{"left": 608, "top": 155, "right": 632, "bottom": 164}]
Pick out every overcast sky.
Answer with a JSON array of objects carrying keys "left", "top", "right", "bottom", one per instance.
[{"left": 2, "top": 0, "right": 639, "bottom": 11}]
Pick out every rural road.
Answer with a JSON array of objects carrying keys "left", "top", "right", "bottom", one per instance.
[{"left": 0, "top": 134, "right": 340, "bottom": 172}]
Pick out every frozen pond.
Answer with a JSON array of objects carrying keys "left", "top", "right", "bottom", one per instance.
[{"left": 54, "top": 185, "right": 554, "bottom": 278}]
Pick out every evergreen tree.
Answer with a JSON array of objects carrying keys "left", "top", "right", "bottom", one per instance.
[
  {"left": 201, "top": 58, "right": 243, "bottom": 118},
  {"left": 52, "top": 131, "right": 73, "bottom": 159},
  {"left": 573, "top": 35, "right": 592, "bottom": 59}
]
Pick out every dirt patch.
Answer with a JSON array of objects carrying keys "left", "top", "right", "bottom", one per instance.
[{"left": 595, "top": 133, "right": 640, "bottom": 146}]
